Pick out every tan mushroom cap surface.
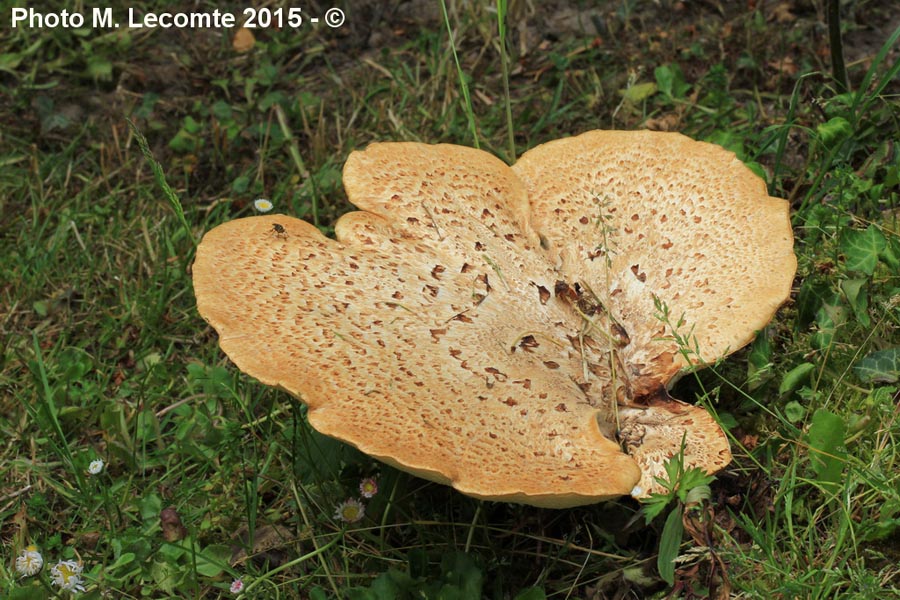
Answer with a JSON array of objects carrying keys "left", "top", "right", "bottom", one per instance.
[
  {"left": 193, "top": 131, "right": 796, "bottom": 507},
  {"left": 513, "top": 130, "right": 796, "bottom": 494}
]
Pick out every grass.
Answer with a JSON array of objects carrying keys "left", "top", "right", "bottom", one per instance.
[{"left": 1, "top": 1, "right": 899, "bottom": 598}]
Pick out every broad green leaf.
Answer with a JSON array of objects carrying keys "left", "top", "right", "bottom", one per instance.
[
  {"left": 8, "top": 585, "right": 51, "bottom": 600},
  {"left": 232, "top": 174, "right": 251, "bottom": 193},
  {"left": 841, "top": 225, "right": 887, "bottom": 275},
  {"left": 657, "top": 507, "right": 683, "bottom": 586},
  {"left": 745, "top": 160, "right": 767, "bottom": 180},
  {"left": 211, "top": 100, "right": 233, "bottom": 121},
  {"left": 621, "top": 82, "right": 657, "bottom": 103},
  {"left": 440, "top": 552, "right": 482, "bottom": 598},
  {"left": 854, "top": 348, "right": 900, "bottom": 384},
  {"left": 811, "top": 302, "right": 846, "bottom": 350},
  {"left": 359, "top": 569, "right": 415, "bottom": 599},
  {"left": 33, "top": 300, "right": 49, "bottom": 317},
  {"left": 345, "top": 588, "right": 376, "bottom": 600},
  {"left": 86, "top": 56, "right": 113, "bottom": 81},
  {"left": 784, "top": 400, "right": 806, "bottom": 423},
  {"left": 880, "top": 236, "right": 900, "bottom": 270},
  {"left": 806, "top": 409, "right": 847, "bottom": 488},
  {"left": 0, "top": 39, "right": 44, "bottom": 73},
  {"left": 706, "top": 130, "right": 744, "bottom": 156},
  {"left": 684, "top": 484, "right": 712, "bottom": 505},
  {"left": 840, "top": 278, "right": 870, "bottom": 327},
  {"left": 779, "top": 363, "right": 816, "bottom": 395},
  {"left": 408, "top": 547, "right": 428, "bottom": 579},
  {"left": 718, "top": 411, "right": 738, "bottom": 430},
  {"left": 514, "top": 588, "right": 547, "bottom": 600},
  {"left": 345, "top": 587, "right": 377, "bottom": 600},
  {"left": 151, "top": 558, "right": 180, "bottom": 595},
  {"left": 195, "top": 543, "right": 230, "bottom": 577},
  {"left": 816, "top": 116, "right": 852, "bottom": 148},
  {"left": 183, "top": 115, "right": 202, "bottom": 134},
  {"left": 654, "top": 64, "right": 690, "bottom": 99},
  {"left": 108, "top": 552, "right": 136, "bottom": 571},
  {"left": 139, "top": 492, "right": 162, "bottom": 521},
  {"left": 796, "top": 279, "right": 839, "bottom": 328},
  {"left": 168, "top": 128, "right": 198, "bottom": 153},
  {"left": 309, "top": 588, "right": 329, "bottom": 600}
]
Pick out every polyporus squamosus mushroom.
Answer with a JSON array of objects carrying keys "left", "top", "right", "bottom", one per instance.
[{"left": 193, "top": 130, "right": 796, "bottom": 508}]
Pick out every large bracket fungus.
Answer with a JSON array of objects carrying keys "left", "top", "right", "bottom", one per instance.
[{"left": 193, "top": 130, "right": 796, "bottom": 508}]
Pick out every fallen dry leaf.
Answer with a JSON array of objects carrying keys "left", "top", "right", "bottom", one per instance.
[
  {"left": 232, "top": 27, "right": 255, "bottom": 53},
  {"left": 770, "top": 2, "right": 797, "bottom": 24},
  {"left": 231, "top": 524, "right": 296, "bottom": 569},
  {"left": 160, "top": 506, "right": 188, "bottom": 542}
]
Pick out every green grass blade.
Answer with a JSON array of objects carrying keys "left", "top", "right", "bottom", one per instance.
[
  {"left": 128, "top": 118, "right": 197, "bottom": 246},
  {"left": 496, "top": 0, "right": 515, "bottom": 162},
  {"left": 274, "top": 104, "right": 318, "bottom": 227},
  {"left": 29, "top": 334, "right": 84, "bottom": 491},
  {"left": 439, "top": 0, "right": 479, "bottom": 148},
  {"left": 850, "top": 24, "right": 900, "bottom": 118}
]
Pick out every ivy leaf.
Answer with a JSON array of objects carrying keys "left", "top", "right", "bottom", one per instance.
[
  {"left": 854, "top": 348, "right": 900, "bottom": 384},
  {"left": 747, "top": 328, "right": 773, "bottom": 390},
  {"left": 840, "top": 278, "right": 870, "bottom": 327},
  {"left": 841, "top": 225, "right": 887, "bottom": 275},
  {"left": 796, "top": 279, "right": 839, "bottom": 329},
  {"left": 811, "top": 302, "right": 845, "bottom": 351},
  {"left": 880, "top": 236, "right": 900, "bottom": 270}
]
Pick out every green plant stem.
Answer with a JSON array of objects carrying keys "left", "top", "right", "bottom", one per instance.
[
  {"left": 290, "top": 479, "right": 340, "bottom": 597},
  {"left": 465, "top": 503, "right": 482, "bottom": 553},
  {"left": 496, "top": 0, "right": 515, "bottom": 162}
]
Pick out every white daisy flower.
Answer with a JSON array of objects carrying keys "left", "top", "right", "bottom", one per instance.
[
  {"left": 88, "top": 459, "right": 104, "bottom": 475},
  {"left": 359, "top": 477, "right": 378, "bottom": 499},
  {"left": 253, "top": 198, "right": 274, "bottom": 213},
  {"left": 15, "top": 544, "right": 43, "bottom": 577},
  {"left": 334, "top": 498, "right": 365, "bottom": 523},
  {"left": 50, "top": 560, "right": 86, "bottom": 592}
]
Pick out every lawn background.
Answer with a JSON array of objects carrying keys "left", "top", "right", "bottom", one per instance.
[{"left": 1, "top": 1, "right": 899, "bottom": 598}]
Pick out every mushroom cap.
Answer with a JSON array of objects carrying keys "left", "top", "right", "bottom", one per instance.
[
  {"left": 513, "top": 130, "right": 797, "bottom": 395},
  {"left": 193, "top": 132, "right": 795, "bottom": 507}
]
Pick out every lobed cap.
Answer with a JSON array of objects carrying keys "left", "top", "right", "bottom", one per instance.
[{"left": 193, "top": 131, "right": 796, "bottom": 507}]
